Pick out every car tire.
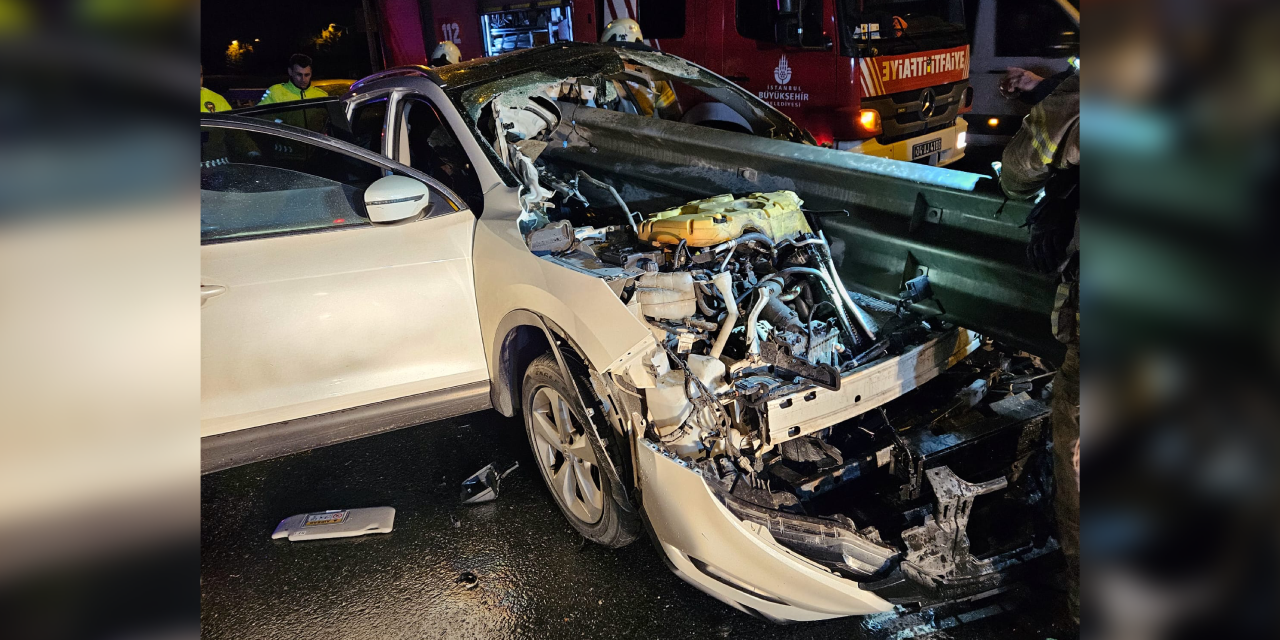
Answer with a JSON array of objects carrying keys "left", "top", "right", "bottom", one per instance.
[{"left": 522, "top": 353, "right": 639, "bottom": 548}]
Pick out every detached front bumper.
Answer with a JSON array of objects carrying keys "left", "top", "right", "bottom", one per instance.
[{"left": 838, "top": 117, "right": 968, "bottom": 167}]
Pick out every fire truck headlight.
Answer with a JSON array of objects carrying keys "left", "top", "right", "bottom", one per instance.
[
  {"left": 956, "top": 131, "right": 967, "bottom": 150},
  {"left": 857, "top": 109, "right": 882, "bottom": 136}
]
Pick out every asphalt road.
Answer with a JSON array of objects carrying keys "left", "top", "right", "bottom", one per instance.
[{"left": 201, "top": 409, "right": 1076, "bottom": 639}]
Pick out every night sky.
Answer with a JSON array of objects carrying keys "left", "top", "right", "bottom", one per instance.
[{"left": 201, "top": 0, "right": 375, "bottom": 80}]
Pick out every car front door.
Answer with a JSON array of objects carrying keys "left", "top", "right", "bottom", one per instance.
[{"left": 200, "top": 116, "right": 488, "bottom": 441}]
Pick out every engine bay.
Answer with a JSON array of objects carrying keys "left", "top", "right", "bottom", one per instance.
[{"left": 478, "top": 76, "right": 1059, "bottom": 604}]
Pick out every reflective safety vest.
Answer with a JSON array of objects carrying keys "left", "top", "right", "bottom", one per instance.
[
  {"left": 612, "top": 79, "right": 679, "bottom": 119},
  {"left": 257, "top": 81, "right": 327, "bottom": 105},
  {"left": 201, "top": 86, "right": 232, "bottom": 113}
]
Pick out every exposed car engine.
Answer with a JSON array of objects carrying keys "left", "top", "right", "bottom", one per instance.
[
  {"left": 526, "top": 178, "right": 897, "bottom": 456},
  {"left": 484, "top": 81, "right": 1058, "bottom": 604}
]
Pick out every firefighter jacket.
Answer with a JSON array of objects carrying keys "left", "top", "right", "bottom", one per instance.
[{"left": 1000, "top": 73, "right": 1079, "bottom": 200}]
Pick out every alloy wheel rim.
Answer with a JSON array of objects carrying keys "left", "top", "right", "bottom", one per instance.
[{"left": 530, "top": 386, "right": 604, "bottom": 524}]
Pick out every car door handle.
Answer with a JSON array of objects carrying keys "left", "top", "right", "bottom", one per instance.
[{"left": 201, "top": 284, "right": 226, "bottom": 300}]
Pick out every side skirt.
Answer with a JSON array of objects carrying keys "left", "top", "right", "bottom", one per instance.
[{"left": 201, "top": 381, "right": 492, "bottom": 474}]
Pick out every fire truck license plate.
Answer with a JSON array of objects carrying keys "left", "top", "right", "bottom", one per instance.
[{"left": 912, "top": 138, "right": 942, "bottom": 160}]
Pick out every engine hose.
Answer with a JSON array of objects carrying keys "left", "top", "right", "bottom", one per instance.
[
  {"left": 713, "top": 232, "right": 776, "bottom": 272},
  {"left": 817, "top": 231, "right": 878, "bottom": 342},
  {"left": 693, "top": 281, "right": 717, "bottom": 316},
  {"left": 782, "top": 237, "right": 829, "bottom": 248},
  {"left": 793, "top": 298, "right": 810, "bottom": 326},
  {"left": 745, "top": 289, "right": 771, "bottom": 356},
  {"left": 798, "top": 278, "right": 815, "bottom": 308},
  {"left": 776, "top": 267, "right": 858, "bottom": 349},
  {"left": 744, "top": 279, "right": 783, "bottom": 356},
  {"left": 684, "top": 318, "right": 720, "bottom": 332},
  {"left": 708, "top": 271, "right": 737, "bottom": 360},
  {"left": 781, "top": 234, "right": 874, "bottom": 343},
  {"left": 575, "top": 170, "right": 640, "bottom": 233}
]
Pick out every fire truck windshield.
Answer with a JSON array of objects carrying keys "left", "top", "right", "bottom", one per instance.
[
  {"left": 859, "top": 0, "right": 964, "bottom": 36},
  {"left": 837, "top": 0, "right": 967, "bottom": 56}
]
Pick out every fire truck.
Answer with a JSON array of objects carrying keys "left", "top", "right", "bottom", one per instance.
[{"left": 388, "top": 1, "right": 974, "bottom": 166}]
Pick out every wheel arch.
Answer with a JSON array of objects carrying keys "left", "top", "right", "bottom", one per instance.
[
  {"left": 489, "top": 309, "right": 600, "bottom": 417},
  {"left": 491, "top": 308, "right": 640, "bottom": 513},
  {"left": 490, "top": 309, "right": 556, "bottom": 418}
]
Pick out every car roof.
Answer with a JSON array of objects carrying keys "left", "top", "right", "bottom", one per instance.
[
  {"left": 352, "top": 42, "right": 811, "bottom": 145},
  {"left": 350, "top": 43, "right": 638, "bottom": 100},
  {"left": 432, "top": 43, "right": 629, "bottom": 92}
]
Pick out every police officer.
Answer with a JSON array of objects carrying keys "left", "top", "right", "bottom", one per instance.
[
  {"left": 429, "top": 41, "right": 460, "bottom": 67},
  {"left": 600, "top": 18, "right": 680, "bottom": 120},
  {"left": 200, "top": 66, "right": 231, "bottom": 113},
  {"left": 999, "top": 65, "right": 1079, "bottom": 623},
  {"left": 258, "top": 53, "right": 327, "bottom": 105}
]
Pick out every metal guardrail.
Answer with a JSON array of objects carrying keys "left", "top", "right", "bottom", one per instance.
[{"left": 545, "top": 104, "right": 1062, "bottom": 359}]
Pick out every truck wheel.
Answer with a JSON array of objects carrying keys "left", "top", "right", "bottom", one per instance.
[{"left": 522, "top": 353, "right": 639, "bottom": 548}]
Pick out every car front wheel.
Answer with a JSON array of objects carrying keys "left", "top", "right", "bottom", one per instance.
[{"left": 522, "top": 353, "right": 639, "bottom": 548}]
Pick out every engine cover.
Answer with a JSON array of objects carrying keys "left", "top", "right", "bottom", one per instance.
[{"left": 636, "top": 191, "right": 812, "bottom": 247}]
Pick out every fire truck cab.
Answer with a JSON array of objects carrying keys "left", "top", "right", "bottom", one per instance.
[{"left": 607, "top": 0, "right": 975, "bottom": 166}]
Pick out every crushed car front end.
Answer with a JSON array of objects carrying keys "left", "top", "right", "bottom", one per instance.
[
  {"left": 617, "top": 299, "right": 1058, "bottom": 621},
  {"left": 427, "top": 43, "right": 1060, "bottom": 622}
]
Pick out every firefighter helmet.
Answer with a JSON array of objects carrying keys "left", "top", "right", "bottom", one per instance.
[
  {"left": 602, "top": 18, "right": 643, "bottom": 43},
  {"left": 430, "top": 41, "right": 460, "bottom": 66},
  {"left": 891, "top": 16, "right": 909, "bottom": 38}
]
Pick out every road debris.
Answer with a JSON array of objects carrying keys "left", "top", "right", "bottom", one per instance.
[
  {"left": 270, "top": 507, "right": 395, "bottom": 541},
  {"left": 460, "top": 461, "right": 520, "bottom": 504}
]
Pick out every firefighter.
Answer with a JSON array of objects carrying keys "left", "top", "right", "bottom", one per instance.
[
  {"left": 600, "top": 18, "right": 680, "bottom": 120},
  {"left": 429, "top": 41, "right": 460, "bottom": 67},
  {"left": 258, "top": 53, "right": 327, "bottom": 105},
  {"left": 200, "top": 66, "right": 231, "bottom": 113},
  {"left": 601, "top": 17, "right": 643, "bottom": 44},
  {"left": 999, "top": 66, "right": 1079, "bottom": 623}
]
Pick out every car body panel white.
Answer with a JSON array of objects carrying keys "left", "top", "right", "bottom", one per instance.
[
  {"left": 200, "top": 210, "right": 487, "bottom": 437},
  {"left": 637, "top": 439, "right": 894, "bottom": 620}
]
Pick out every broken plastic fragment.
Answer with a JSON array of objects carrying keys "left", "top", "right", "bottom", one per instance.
[
  {"left": 270, "top": 507, "right": 395, "bottom": 542},
  {"left": 460, "top": 462, "right": 520, "bottom": 504}
]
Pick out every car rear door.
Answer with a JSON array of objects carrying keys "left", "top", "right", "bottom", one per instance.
[{"left": 199, "top": 116, "right": 488, "bottom": 440}]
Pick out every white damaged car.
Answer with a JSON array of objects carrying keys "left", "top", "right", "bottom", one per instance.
[{"left": 201, "top": 43, "right": 1059, "bottom": 622}]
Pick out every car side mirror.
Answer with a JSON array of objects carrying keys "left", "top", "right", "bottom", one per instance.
[{"left": 364, "top": 175, "right": 431, "bottom": 224}]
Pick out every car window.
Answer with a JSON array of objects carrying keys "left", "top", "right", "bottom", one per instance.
[
  {"left": 398, "top": 97, "right": 485, "bottom": 214},
  {"left": 350, "top": 98, "right": 389, "bottom": 153},
  {"left": 200, "top": 125, "right": 446, "bottom": 242},
  {"left": 240, "top": 102, "right": 336, "bottom": 135}
]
